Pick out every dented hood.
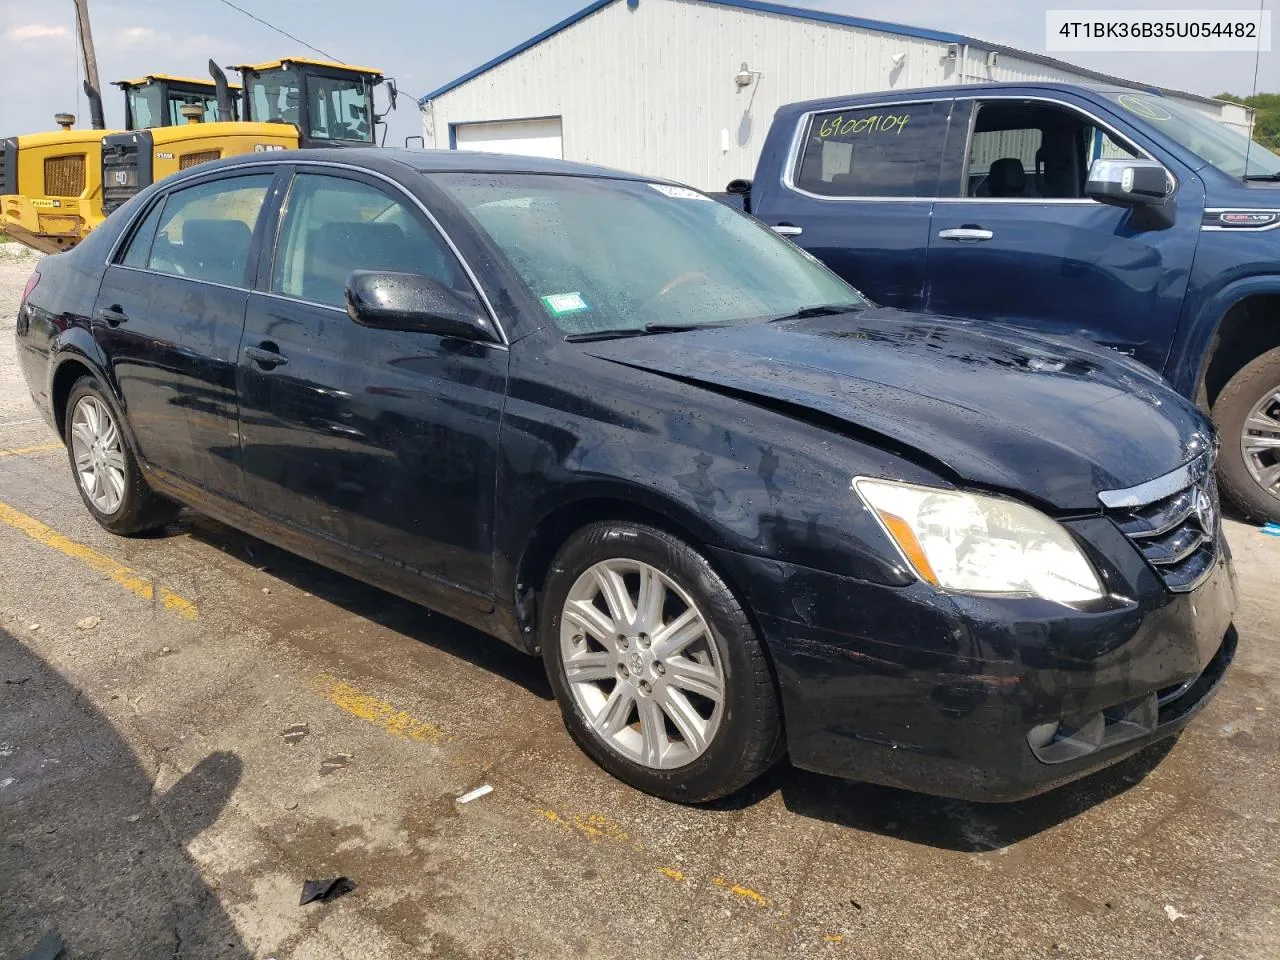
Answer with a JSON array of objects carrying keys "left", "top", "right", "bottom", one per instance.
[{"left": 581, "top": 308, "right": 1212, "bottom": 510}]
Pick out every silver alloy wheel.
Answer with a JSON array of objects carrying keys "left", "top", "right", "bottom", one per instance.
[
  {"left": 559, "top": 558, "right": 726, "bottom": 770},
  {"left": 1241, "top": 389, "right": 1280, "bottom": 499},
  {"left": 70, "top": 396, "right": 127, "bottom": 516}
]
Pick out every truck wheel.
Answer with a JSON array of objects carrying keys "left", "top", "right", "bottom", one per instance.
[
  {"left": 65, "top": 376, "right": 181, "bottom": 536},
  {"left": 540, "top": 521, "right": 784, "bottom": 803},
  {"left": 1212, "top": 347, "right": 1280, "bottom": 523}
]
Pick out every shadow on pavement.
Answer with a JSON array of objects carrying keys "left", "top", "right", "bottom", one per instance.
[
  {"left": 0, "top": 628, "right": 251, "bottom": 959},
  {"left": 709, "top": 738, "right": 1176, "bottom": 852},
  {"left": 175, "top": 512, "right": 555, "bottom": 701}
]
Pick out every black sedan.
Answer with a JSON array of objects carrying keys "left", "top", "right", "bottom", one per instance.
[{"left": 15, "top": 149, "right": 1236, "bottom": 803}]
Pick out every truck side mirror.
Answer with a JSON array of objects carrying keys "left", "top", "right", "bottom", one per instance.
[{"left": 1085, "top": 159, "right": 1176, "bottom": 229}]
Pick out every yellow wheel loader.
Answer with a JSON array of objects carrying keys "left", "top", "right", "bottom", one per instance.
[
  {"left": 101, "top": 58, "right": 397, "bottom": 214},
  {"left": 1, "top": 72, "right": 236, "bottom": 253}
]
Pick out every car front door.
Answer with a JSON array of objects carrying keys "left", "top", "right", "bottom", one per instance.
[
  {"left": 924, "top": 95, "right": 1203, "bottom": 372},
  {"left": 755, "top": 98, "right": 957, "bottom": 310},
  {"left": 94, "top": 171, "right": 275, "bottom": 498},
  {"left": 237, "top": 167, "right": 507, "bottom": 599}
]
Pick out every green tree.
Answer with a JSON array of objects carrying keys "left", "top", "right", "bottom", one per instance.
[{"left": 1217, "top": 92, "right": 1280, "bottom": 151}]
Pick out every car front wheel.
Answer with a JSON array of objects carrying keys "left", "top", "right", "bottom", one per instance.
[
  {"left": 1213, "top": 347, "right": 1280, "bottom": 523},
  {"left": 540, "top": 521, "right": 783, "bottom": 802}
]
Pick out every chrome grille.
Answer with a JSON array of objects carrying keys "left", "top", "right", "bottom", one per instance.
[{"left": 1100, "top": 453, "right": 1220, "bottom": 593}]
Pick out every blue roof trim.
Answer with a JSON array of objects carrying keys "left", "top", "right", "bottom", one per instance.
[
  {"left": 419, "top": 0, "right": 967, "bottom": 104},
  {"left": 419, "top": 0, "right": 616, "bottom": 103}
]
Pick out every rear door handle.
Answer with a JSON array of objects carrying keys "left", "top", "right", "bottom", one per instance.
[
  {"left": 97, "top": 305, "right": 129, "bottom": 326},
  {"left": 772, "top": 224, "right": 803, "bottom": 237},
  {"left": 938, "top": 227, "right": 994, "bottom": 242},
  {"left": 243, "top": 344, "right": 288, "bottom": 368}
]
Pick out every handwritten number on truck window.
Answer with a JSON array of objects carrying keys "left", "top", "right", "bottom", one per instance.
[{"left": 818, "top": 113, "right": 911, "bottom": 139}]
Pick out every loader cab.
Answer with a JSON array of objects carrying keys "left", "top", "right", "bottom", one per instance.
[
  {"left": 233, "top": 58, "right": 396, "bottom": 147},
  {"left": 114, "top": 75, "right": 242, "bottom": 129}
]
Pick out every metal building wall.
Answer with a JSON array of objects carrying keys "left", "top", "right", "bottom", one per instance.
[{"left": 423, "top": 0, "right": 1249, "bottom": 189}]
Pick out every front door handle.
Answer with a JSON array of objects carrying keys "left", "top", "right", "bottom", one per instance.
[
  {"left": 243, "top": 344, "right": 288, "bottom": 368},
  {"left": 97, "top": 305, "right": 129, "bottom": 326},
  {"left": 772, "top": 224, "right": 803, "bottom": 237},
  {"left": 938, "top": 227, "right": 994, "bottom": 242}
]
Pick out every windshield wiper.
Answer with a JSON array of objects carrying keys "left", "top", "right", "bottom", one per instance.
[
  {"left": 768, "top": 303, "right": 865, "bottom": 323},
  {"left": 564, "top": 322, "right": 730, "bottom": 342},
  {"left": 1243, "top": 173, "right": 1280, "bottom": 181}
]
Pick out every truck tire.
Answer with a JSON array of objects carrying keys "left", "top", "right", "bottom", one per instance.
[{"left": 1212, "top": 347, "right": 1280, "bottom": 523}]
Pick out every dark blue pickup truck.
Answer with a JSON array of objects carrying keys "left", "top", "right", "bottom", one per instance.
[{"left": 720, "top": 82, "right": 1280, "bottom": 522}]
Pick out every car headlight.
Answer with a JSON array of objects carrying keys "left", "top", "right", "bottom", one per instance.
[{"left": 853, "top": 478, "right": 1104, "bottom": 604}]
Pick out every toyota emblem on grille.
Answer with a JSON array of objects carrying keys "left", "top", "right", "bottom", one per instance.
[{"left": 1194, "top": 483, "right": 1217, "bottom": 534}]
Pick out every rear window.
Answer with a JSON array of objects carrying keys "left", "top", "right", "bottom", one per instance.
[{"left": 793, "top": 102, "right": 951, "bottom": 198}]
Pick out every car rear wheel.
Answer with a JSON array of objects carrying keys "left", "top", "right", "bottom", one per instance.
[
  {"left": 64, "top": 377, "right": 180, "bottom": 535},
  {"left": 540, "top": 521, "right": 783, "bottom": 802},
  {"left": 1213, "top": 347, "right": 1280, "bottom": 523}
]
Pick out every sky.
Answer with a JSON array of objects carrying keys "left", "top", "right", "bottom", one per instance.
[{"left": 1, "top": 0, "right": 1275, "bottom": 146}]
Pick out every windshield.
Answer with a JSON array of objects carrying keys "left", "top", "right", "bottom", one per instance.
[
  {"left": 1105, "top": 91, "right": 1280, "bottom": 178},
  {"left": 306, "top": 74, "right": 374, "bottom": 142},
  {"left": 434, "top": 173, "right": 866, "bottom": 335}
]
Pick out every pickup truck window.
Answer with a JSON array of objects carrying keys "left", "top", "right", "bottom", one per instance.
[
  {"left": 1104, "top": 91, "right": 1280, "bottom": 179},
  {"left": 794, "top": 103, "right": 949, "bottom": 198},
  {"left": 964, "top": 101, "right": 1138, "bottom": 200}
]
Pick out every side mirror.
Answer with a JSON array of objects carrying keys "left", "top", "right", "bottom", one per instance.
[
  {"left": 1085, "top": 158, "right": 1175, "bottom": 229},
  {"left": 725, "top": 178, "right": 753, "bottom": 195},
  {"left": 345, "top": 271, "right": 498, "bottom": 342}
]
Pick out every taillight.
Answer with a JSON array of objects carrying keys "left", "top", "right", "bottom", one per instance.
[{"left": 20, "top": 271, "right": 39, "bottom": 306}]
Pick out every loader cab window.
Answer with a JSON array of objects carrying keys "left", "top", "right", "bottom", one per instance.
[
  {"left": 127, "top": 86, "right": 164, "bottom": 130},
  {"left": 168, "top": 90, "right": 222, "bottom": 125},
  {"left": 247, "top": 67, "right": 302, "bottom": 128},
  {"left": 306, "top": 74, "right": 374, "bottom": 143}
]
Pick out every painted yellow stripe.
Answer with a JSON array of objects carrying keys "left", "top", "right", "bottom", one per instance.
[
  {"left": 711, "top": 876, "right": 770, "bottom": 908},
  {"left": 0, "top": 500, "right": 198, "bottom": 619},
  {"left": 0, "top": 441, "right": 64, "bottom": 459},
  {"left": 313, "top": 674, "right": 451, "bottom": 745}
]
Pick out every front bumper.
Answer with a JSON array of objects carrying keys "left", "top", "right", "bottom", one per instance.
[{"left": 713, "top": 521, "right": 1237, "bottom": 803}]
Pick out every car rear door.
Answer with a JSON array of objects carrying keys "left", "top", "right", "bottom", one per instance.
[
  {"left": 94, "top": 170, "right": 276, "bottom": 499},
  {"left": 924, "top": 94, "right": 1202, "bottom": 372},
  {"left": 751, "top": 98, "right": 957, "bottom": 310},
  {"left": 236, "top": 165, "right": 508, "bottom": 600}
]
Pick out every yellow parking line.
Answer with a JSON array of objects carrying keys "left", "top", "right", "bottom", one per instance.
[
  {"left": 312, "top": 674, "right": 451, "bottom": 745},
  {"left": 0, "top": 500, "right": 198, "bottom": 619},
  {"left": 0, "top": 441, "right": 63, "bottom": 459}
]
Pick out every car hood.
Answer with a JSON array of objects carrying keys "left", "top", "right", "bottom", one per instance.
[{"left": 581, "top": 307, "right": 1212, "bottom": 510}]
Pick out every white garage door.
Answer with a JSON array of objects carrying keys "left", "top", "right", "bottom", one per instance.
[{"left": 453, "top": 118, "right": 564, "bottom": 159}]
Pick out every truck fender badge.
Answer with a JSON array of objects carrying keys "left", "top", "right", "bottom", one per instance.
[{"left": 1219, "top": 211, "right": 1277, "bottom": 226}]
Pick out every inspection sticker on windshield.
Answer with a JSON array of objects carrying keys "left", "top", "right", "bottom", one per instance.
[
  {"left": 541, "top": 292, "right": 589, "bottom": 316},
  {"left": 649, "top": 184, "right": 711, "bottom": 201}
]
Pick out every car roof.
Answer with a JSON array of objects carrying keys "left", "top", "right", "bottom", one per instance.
[
  {"left": 165, "top": 147, "right": 668, "bottom": 186},
  {"left": 778, "top": 81, "right": 1130, "bottom": 116}
]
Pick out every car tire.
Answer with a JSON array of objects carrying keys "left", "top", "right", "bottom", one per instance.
[
  {"left": 1212, "top": 347, "right": 1280, "bottom": 523},
  {"left": 540, "top": 521, "right": 784, "bottom": 803},
  {"left": 64, "top": 376, "right": 180, "bottom": 536}
]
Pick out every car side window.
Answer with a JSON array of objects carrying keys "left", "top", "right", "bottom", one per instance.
[
  {"left": 146, "top": 175, "right": 272, "bottom": 285},
  {"left": 793, "top": 102, "right": 950, "bottom": 198},
  {"left": 271, "top": 173, "right": 471, "bottom": 308},
  {"left": 965, "top": 101, "right": 1141, "bottom": 200},
  {"left": 118, "top": 198, "right": 166, "bottom": 268}
]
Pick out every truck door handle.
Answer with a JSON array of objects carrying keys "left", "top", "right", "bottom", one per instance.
[
  {"left": 97, "top": 305, "right": 129, "bottom": 326},
  {"left": 772, "top": 224, "right": 803, "bottom": 237},
  {"left": 243, "top": 344, "right": 288, "bottom": 368},
  {"left": 938, "top": 227, "right": 994, "bottom": 242}
]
